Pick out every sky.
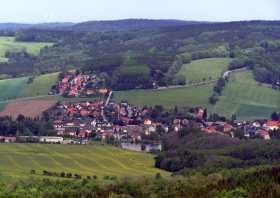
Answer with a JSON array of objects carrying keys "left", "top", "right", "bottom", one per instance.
[{"left": 0, "top": 0, "right": 279, "bottom": 23}]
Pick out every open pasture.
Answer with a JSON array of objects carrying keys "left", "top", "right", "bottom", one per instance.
[
  {"left": 177, "top": 58, "right": 231, "bottom": 83},
  {"left": 0, "top": 143, "right": 168, "bottom": 181},
  {"left": 212, "top": 70, "right": 280, "bottom": 120}
]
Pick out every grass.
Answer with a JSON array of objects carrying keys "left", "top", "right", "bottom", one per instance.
[
  {"left": 118, "top": 53, "right": 150, "bottom": 76},
  {"left": 0, "top": 77, "right": 28, "bottom": 111},
  {"left": 177, "top": 58, "right": 231, "bottom": 83},
  {"left": 113, "top": 84, "right": 213, "bottom": 108},
  {"left": 0, "top": 36, "right": 52, "bottom": 62},
  {"left": 0, "top": 77, "right": 28, "bottom": 101},
  {"left": 0, "top": 143, "right": 169, "bottom": 181},
  {"left": 211, "top": 70, "right": 280, "bottom": 120},
  {"left": 20, "top": 72, "right": 59, "bottom": 97}
]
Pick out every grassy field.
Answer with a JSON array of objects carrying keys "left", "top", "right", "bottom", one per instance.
[
  {"left": 0, "top": 77, "right": 28, "bottom": 100},
  {"left": 0, "top": 144, "right": 168, "bottom": 181},
  {"left": 177, "top": 58, "right": 231, "bottom": 83},
  {"left": 0, "top": 36, "right": 52, "bottom": 62},
  {"left": 212, "top": 70, "right": 280, "bottom": 120},
  {"left": 113, "top": 84, "right": 213, "bottom": 108},
  {"left": 0, "top": 77, "right": 29, "bottom": 111},
  {"left": 20, "top": 72, "right": 59, "bottom": 97}
]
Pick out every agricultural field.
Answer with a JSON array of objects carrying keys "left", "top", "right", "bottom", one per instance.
[
  {"left": 0, "top": 36, "right": 52, "bottom": 62},
  {"left": 0, "top": 100, "right": 57, "bottom": 119},
  {"left": 177, "top": 58, "right": 231, "bottom": 83},
  {"left": 20, "top": 72, "right": 59, "bottom": 97},
  {"left": 0, "top": 144, "right": 169, "bottom": 181},
  {"left": 211, "top": 70, "right": 280, "bottom": 120},
  {"left": 0, "top": 77, "right": 29, "bottom": 111},
  {"left": 113, "top": 84, "right": 213, "bottom": 108}
]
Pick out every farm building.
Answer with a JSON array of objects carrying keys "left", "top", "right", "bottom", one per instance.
[{"left": 39, "top": 136, "right": 64, "bottom": 143}]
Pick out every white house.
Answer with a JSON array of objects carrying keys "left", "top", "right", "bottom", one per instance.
[{"left": 39, "top": 136, "right": 64, "bottom": 143}]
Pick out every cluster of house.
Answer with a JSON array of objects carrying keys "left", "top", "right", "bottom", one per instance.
[
  {"left": 49, "top": 100, "right": 280, "bottom": 143},
  {"left": 1, "top": 99, "right": 279, "bottom": 145},
  {"left": 201, "top": 116, "right": 280, "bottom": 140},
  {"left": 49, "top": 71, "right": 109, "bottom": 97},
  {"left": 49, "top": 100, "right": 162, "bottom": 143}
]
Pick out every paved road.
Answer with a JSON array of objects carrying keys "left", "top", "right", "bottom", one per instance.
[{"left": 105, "top": 91, "right": 113, "bottom": 106}]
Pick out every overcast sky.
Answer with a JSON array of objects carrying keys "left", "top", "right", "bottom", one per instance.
[{"left": 0, "top": 0, "right": 279, "bottom": 23}]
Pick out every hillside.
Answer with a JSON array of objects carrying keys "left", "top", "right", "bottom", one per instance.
[
  {"left": 212, "top": 70, "right": 280, "bottom": 120},
  {"left": 71, "top": 19, "right": 203, "bottom": 32},
  {"left": 0, "top": 23, "right": 74, "bottom": 31},
  {"left": 113, "top": 83, "right": 213, "bottom": 108},
  {"left": 0, "top": 36, "right": 52, "bottom": 63},
  {"left": 20, "top": 72, "right": 59, "bottom": 97},
  {"left": 10, "top": 20, "right": 280, "bottom": 89},
  {"left": 176, "top": 58, "right": 231, "bottom": 83},
  {"left": 0, "top": 143, "right": 168, "bottom": 181}
]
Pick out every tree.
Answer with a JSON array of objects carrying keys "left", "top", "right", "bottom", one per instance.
[
  {"left": 231, "top": 114, "right": 237, "bottom": 122},
  {"left": 173, "top": 75, "right": 186, "bottom": 85},
  {"left": 271, "top": 112, "right": 279, "bottom": 121},
  {"left": 209, "top": 94, "right": 219, "bottom": 105},
  {"left": 202, "top": 109, "right": 208, "bottom": 120}
]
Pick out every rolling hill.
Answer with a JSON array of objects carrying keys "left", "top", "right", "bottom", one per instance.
[
  {"left": 113, "top": 83, "right": 213, "bottom": 109},
  {"left": 71, "top": 19, "right": 204, "bottom": 32},
  {"left": 0, "top": 143, "right": 168, "bottom": 181},
  {"left": 0, "top": 36, "right": 52, "bottom": 62},
  {"left": 211, "top": 70, "right": 280, "bottom": 120},
  {"left": 20, "top": 72, "right": 59, "bottom": 97},
  {"left": 0, "top": 23, "right": 74, "bottom": 30},
  {"left": 177, "top": 58, "right": 231, "bottom": 83}
]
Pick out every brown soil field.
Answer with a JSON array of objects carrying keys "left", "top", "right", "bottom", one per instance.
[{"left": 0, "top": 100, "right": 57, "bottom": 119}]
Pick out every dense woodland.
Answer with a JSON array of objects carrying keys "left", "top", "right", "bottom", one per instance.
[
  {"left": 0, "top": 20, "right": 279, "bottom": 89},
  {"left": 0, "top": 166, "right": 280, "bottom": 197},
  {"left": 0, "top": 114, "right": 55, "bottom": 137},
  {"left": 155, "top": 127, "right": 280, "bottom": 175}
]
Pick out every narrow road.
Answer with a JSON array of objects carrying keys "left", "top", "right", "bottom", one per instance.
[
  {"left": 101, "top": 91, "right": 113, "bottom": 123},
  {"left": 157, "top": 67, "right": 249, "bottom": 90},
  {"left": 222, "top": 67, "right": 248, "bottom": 79},
  {"left": 105, "top": 91, "right": 113, "bottom": 106},
  {"left": 157, "top": 79, "right": 217, "bottom": 90}
]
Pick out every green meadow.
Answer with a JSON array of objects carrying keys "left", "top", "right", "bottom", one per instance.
[
  {"left": 114, "top": 69, "right": 279, "bottom": 120},
  {"left": 0, "top": 77, "right": 29, "bottom": 110},
  {"left": 113, "top": 84, "right": 213, "bottom": 108},
  {"left": 177, "top": 58, "right": 231, "bottom": 83},
  {"left": 20, "top": 72, "right": 59, "bottom": 97},
  {"left": 0, "top": 36, "right": 52, "bottom": 62},
  {"left": 212, "top": 70, "right": 280, "bottom": 120},
  {"left": 0, "top": 144, "right": 168, "bottom": 181}
]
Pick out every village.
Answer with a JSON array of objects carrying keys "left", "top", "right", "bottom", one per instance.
[
  {"left": 2, "top": 97, "right": 279, "bottom": 152},
  {"left": 49, "top": 70, "right": 110, "bottom": 98},
  {"left": 0, "top": 70, "right": 279, "bottom": 152}
]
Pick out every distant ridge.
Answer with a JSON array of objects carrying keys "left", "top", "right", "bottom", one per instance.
[
  {"left": 1, "top": 19, "right": 278, "bottom": 32},
  {"left": 70, "top": 19, "right": 206, "bottom": 32},
  {"left": 0, "top": 22, "right": 74, "bottom": 31},
  {"left": 0, "top": 19, "right": 207, "bottom": 32}
]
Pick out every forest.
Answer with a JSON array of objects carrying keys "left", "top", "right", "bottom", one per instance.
[
  {"left": 0, "top": 166, "right": 280, "bottom": 197},
  {"left": 0, "top": 20, "right": 279, "bottom": 90},
  {"left": 0, "top": 114, "right": 55, "bottom": 137},
  {"left": 155, "top": 127, "right": 280, "bottom": 175}
]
